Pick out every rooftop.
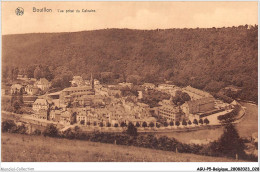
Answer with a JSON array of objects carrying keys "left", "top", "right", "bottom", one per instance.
[{"left": 63, "top": 86, "right": 92, "bottom": 92}]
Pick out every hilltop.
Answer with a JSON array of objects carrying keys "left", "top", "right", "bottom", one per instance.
[{"left": 2, "top": 26, "right": 258, "bottom": 102}]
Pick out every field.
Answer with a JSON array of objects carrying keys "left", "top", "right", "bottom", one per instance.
[
  {"left": 1, "top": 133, "right": 244, "bottom": 162},
  {"left": 154, "top": 127, "right": 224, "bottom": 143}
]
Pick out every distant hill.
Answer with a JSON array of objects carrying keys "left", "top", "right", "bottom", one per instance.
[{"left": 2, "top": 25, "right": 258, "bottom": 102}]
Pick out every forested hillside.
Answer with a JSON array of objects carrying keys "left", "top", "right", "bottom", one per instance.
[{"left": 2, "top": 25, "right": 258, "bottom": 102}]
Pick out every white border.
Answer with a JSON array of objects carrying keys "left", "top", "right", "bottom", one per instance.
[{"left": 0, "top": 0, "right": 259, "bottom": 171}]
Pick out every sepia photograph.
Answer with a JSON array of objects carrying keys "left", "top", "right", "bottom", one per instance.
[{"left": 1, "top": 1, "right": 259, "bottom": 171}]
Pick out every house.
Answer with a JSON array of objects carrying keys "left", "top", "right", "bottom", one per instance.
[
  {"left": 224, "top": 85, "right": 242, "bottom": 93},
  {"left": 11, "top": 84, "right": 23, "bottom": 94},
  {"left": 76, "top": 109, "right": 87, "bottom": 125},
  {"left": 182, "top": 86, "right": 213, "bottom": 100},
  {"left": 33, "top": 109, "right": 48, "bottom": 120},
  {"left": 23, "top": 96, "right": 38, "bottom": 105},
  {"left": 94, "top": 79, "right": 100, "bottom": 86},
  {"left": 108, "top": 89, "right": 121, "bottom": 97},
  {"left": 142, "top": 83, "right": 156, "bottom": 89},
  {"left": 59, "top": 86, "right": 94, "bottom": 107},
  {"left": 17, "top": 74, "right": 29, "bottom": 81},
  {"left": 1, "top": 85, "right": 9, "bottom": 95},
  {"left": 25, "top": 85, "right": 39, "bottom": 95},
  {"left": 157, "top": 84, "right": 175, "bottom": 90},
  {"left": 60, "top": 111, "right": 71, "bottom": 125},
  {"left": 157, "top": 104, "right": 182, "bottom": 122},
  {"left": 181, "top": 97, "right": 215, "bottom": 115},
  {"left": 50, "top": 110, "right": 62, "bottom": 122},
  {"left": 35, "top": 78, "right": 51, "bottom": 92},
  {"left": 70, "top": 76, "right": 85, "bottom": 87},
  {"left": 32, "top": 98, "right": 50, "bottom": 112},
  {"left": 119, "top": 82, "right": 133, "bottom": 88}
]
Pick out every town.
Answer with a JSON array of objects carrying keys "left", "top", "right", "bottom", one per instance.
[{"left": 2, "top": 73, "right": 242, "bottom": 132}]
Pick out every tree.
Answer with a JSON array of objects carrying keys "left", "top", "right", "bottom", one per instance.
[
  {"left": 199, "top": 119, "right": 204, "bottom": 125},
  {"left": 120, "top": 122, "right": 126, "bottom": 127},
  {"left": 13, "top": 101, "right": 21, "bottom": 113},
  {"left": 11, "top": 67, "right": 19, "bottom": 81},
  {"left": 149, "top": 122, "right": 155, "bottom": 128},
  {"left": 43, "top": 124, "right": 58, "bottom": 137},
  {"left": 204, "top": 118, "right": 210, "bottom": 125},
  {"left": 175, "top": 121, "right": 180, "bottom": 126},
  {"left": 99, "top": 122, "right": 104, "bottom": 127},
  {"left": 87, "top": 121, "right": 90, "bottom": 126},
  {"left": 114, "top": 123, "right": 119, "bottom": 127},
  {"left": 169, "top": 121, "right": 174, "bottom": 126},
  {"left": 188, "top": 120, "right": 192, "bottom": 125},
  {"left": 215, "top": 124, "right": 246, "bottom": 158},
  {"left": 80, "top": 120, "right": 85, "bottom": 125},
  {"left": 34, "top": 66, "right": 42, "bottom": 80},
  {"left": 156, "top": 123, "right": 160, "bottom": 128},
  {"left": 126, "top": 122, "right": 138, "bottom": 136},
  {"left": 182, "top": 120, "right": 187, "bottom": 126},
  {"left": 136, "top": 122, "right": 140, "bottom": 127},
  {"left": 193, "top": 119, "right": 198, "bottom": 125},
  {"left": 142, "top": 122, "right": 147, "bottom": 128},
  {"left": 106, "top": 122, "right": 111, "bottom": 127},
  {"left": 70, "top": 112, "right": 77, "bottom": 125},
  {"left": 2, "top": 120, "right": 16, "bottom": 132},
  {"left": 163, "top": 121, "right": 168, "bottom": 127},
  {"left": 93, "top": 121, "right": 97, "bottom": 126}
]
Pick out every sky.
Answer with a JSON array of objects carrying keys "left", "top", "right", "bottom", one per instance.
[{"left": 2, "top": 1, "right": 258, "bottom": 35}]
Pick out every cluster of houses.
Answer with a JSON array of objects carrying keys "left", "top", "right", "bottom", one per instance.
[
  {"left": 143, "top": 83, "right": 233, "bottom": 124},
  {"left": 30, "top": 76, "right": 156, "bottom": 127},
  {"left": 4, "top": 74, "right": 234, "bottom": 128},
  {"left": 10, "top": 76, "right": 51, "bottom": 96}
]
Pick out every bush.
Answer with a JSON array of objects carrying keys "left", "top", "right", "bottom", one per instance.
[
  {"left": 2, "top": 120, "right": 16, "bottom": 133},
  {"left": 106, "top": 122, "right": 111, "bottom": 127},
  {"left": 149, "top": 122, "right": 155, "bottom": 127},
  {"left": 126, "top": 122, "right": 138, "bottom": 136},
  {"left": 16, "top": 124, "right": 27, "bottom": 134},
  {"left": 62, "top": 128, "right": 75, "bottom": 139},
  {"left": 142, "top": 122, "right": 147, "bottom": 128},
  {"left": 193, "top": 119, "right": 198, "bottom": 125},
  {"left": 120, "top": 122, "right": 126, "bottom": 127},
  {"left": 163, "top": 121, "right": 168, "bottom": 127},
  {"left": 43, "top": 124, "right": 58, "bottom": 137},
  {"left": 204, "top": 118, "right": 210, "bottom": 125},
  {"left": 182, "top": 120, "right": 187, "bottom": 126},
  {"left": 33, "top": 129, "right": 41, "bottom": 135}
]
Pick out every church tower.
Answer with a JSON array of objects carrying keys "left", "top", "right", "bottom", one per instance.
[{"left": 90, "top": 73, "right": 94, "bottom": 90}]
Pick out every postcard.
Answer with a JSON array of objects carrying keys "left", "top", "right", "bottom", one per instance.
[{"left": 1, "top": 1, "right": 259, "bottom": 171}]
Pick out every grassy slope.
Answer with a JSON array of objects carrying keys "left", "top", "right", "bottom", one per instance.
[{"left": 1, "top": 133, "right": 244, "bottom": 162}]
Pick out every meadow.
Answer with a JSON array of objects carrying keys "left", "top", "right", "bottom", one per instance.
[{"left": 1, "top": 133, "right": 244, "bottom": 162}]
